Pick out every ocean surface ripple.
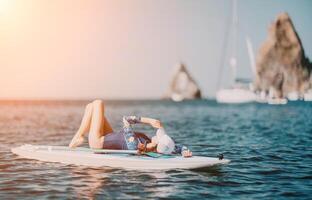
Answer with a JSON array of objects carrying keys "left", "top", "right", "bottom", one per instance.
[{"left": 0, "top": 100, "right": 311, "bottom": 199}]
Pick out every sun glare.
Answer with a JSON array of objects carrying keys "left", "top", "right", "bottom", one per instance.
[{"left": 0, "top": 0, "right": 11, "bottom": 15}]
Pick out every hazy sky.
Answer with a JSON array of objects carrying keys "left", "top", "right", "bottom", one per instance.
[{"left": 1, "top": 0, "right": 312, "bottom": 99}]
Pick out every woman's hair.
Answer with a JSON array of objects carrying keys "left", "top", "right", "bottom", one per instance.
[{"left": 134, "top": 132, "right": 151, "bottom": 143}]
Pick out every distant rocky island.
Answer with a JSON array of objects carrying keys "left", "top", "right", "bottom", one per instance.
[
  {"left": 165, "top": 63, "right": 201, "bottom": 101},
  {"left": 254, "top": 12, "right": 312, "bottom": 98}
]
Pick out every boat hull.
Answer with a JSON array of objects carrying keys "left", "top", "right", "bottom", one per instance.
[{"left": 216, "top": 88, "right": 256, "bottom": 104}]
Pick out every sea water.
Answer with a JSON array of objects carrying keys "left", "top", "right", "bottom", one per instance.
[{"left": 0, "top": 100, "right": 311, "bottom": 199}]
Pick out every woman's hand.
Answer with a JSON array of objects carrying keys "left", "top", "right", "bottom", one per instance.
[
  {"left": 137, "top": 142, "right": 146, "bottom": 153},
  {"left": 182, "top": 149, "right": 193, "bottom": 158},
  {"left": 137, "top": 141, "right": 157, "bottom": 154}
]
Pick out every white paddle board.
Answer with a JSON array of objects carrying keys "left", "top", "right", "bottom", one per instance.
[{"left": 11, "top": 144, "right": 230, "bottom": 170}]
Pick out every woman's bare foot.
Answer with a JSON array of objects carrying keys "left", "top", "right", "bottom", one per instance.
[{"left": 69, "top": 135, "right": 85, "bottom": 148}]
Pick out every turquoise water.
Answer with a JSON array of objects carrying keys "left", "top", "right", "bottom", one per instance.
[{"left": 0, "top": 100, "right": 311, "bottom": 199}]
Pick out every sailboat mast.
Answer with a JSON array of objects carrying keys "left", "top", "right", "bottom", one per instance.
[
  {"left": 246, "top": 36, "right": 256, "bottom": 76},
  {"left": 216, "top": 0, "right": 239, "bottom": 90},
  {"left": 230, "top": 0, "right": 238, "bottom": 84}
]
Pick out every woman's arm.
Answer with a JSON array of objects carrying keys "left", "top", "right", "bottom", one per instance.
[
  {"left": 140, "top": 117, "right": 163, "bottom": 129},
  {"left": 123, "top": 116, "right": 163, "bottom": 129},
  {"left": 138, "top": 142, "right": 192, "bottom": 157}
]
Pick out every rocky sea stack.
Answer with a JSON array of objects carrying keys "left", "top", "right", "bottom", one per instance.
[
  {"left": 165, "top": 63, "right": 201, "bottom": 101},
  {"left": 254, "top": 12, "right": 312, "bottom": 98}
]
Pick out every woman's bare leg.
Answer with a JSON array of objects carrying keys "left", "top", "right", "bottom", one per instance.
[
  {"left": 69, "top": 100, "right": 113, "bottom": 148},
  {"left": 69, "top": 103, "right": 93, "bottom": 148},
  {"left": 88, "top": 100, "right": 113, "bottom": 149}
]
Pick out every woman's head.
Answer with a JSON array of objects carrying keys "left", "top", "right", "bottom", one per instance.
[{"left": 152, "top": 128, "right": 175, "bottom": 154}]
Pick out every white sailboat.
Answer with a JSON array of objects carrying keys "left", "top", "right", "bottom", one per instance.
[
  {"left": 216, "top": 87, "right": 256, "bottom": 104},
  {"left": 216, "top": 0, "right": 256, "bottom": 104},
  {"left": 303, "top": 90, "right": 312, "bottom": 101},
  {"left": 267, "top": 98, "right": 288, "bottom": 105}
]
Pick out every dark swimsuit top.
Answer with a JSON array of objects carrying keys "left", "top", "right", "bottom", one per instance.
[{"left": 103, "top": 131, "right": 151, "bottom": 150}]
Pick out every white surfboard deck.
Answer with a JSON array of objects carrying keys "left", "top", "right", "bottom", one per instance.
[{"left": 11, "top": 144, "right": 230, "bottom": 170}]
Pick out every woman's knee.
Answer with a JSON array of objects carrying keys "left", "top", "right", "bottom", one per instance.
[
  {"left": 85, "top": 103, "right": 93, "bottom": 112},
  {"left": 92, "top": 99, "right": 104, "bottom": 109}
]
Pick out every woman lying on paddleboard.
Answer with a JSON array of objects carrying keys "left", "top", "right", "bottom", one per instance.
[{"left": 69, "top": 100, "right": 192, "bottom": 157}]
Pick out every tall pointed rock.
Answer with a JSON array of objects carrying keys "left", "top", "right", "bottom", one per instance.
[
  {"left": 165, "top": 63, "right": 201, "bottom": 101},
  {"left": 254, "top": 12, "right": 312, "bottom": 98}
]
